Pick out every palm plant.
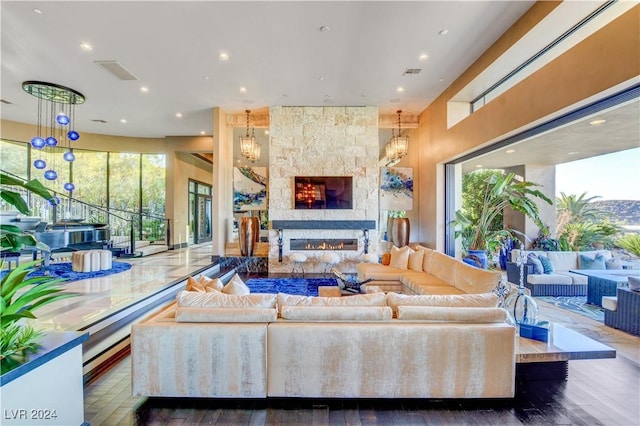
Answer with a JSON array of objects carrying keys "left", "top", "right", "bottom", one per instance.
[
  {"left": 616, "top": 233, "right": 640, "bottom": 257},
  {"left": 457, "top": 172, "right": 552, "bottom": 252},
  {"left": 1, "top": 261, "right": 77, "bottom": 369}
]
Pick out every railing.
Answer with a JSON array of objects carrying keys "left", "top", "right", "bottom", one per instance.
[{"left": 1, "top": 170, "right": 169, "bottom": 256}]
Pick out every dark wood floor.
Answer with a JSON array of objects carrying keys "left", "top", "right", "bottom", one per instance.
[{"left": 84, "top": 351, "right": 639, "bottom": 425}]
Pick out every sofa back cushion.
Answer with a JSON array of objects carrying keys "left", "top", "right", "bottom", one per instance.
[
  {"left": 420, "top": 247, "right": 434, "bottom": 272},
  {"left": 176, "top": 290, "right": 277, "bottom": 308},
  {"left": 427, "top": 251, "right": 458, "bottom": 283},
  {"left": 453, "top": 261, "right": 501, "bottom": 294},
  {"left": 578, "top": 252, "right": 609, "bottom": 270},
  {"left": 176, "top": 307, "right": 277, "bottom": 322},
  {"left": 277, "top": 292, "right": 387, "bottom": 314},
  {"left": 280, "top": 306, "right": 392, "bottom": 321},
  {"left": 386, "top": 292, "right": 498, "bottom": 316},
  {"left": 185, "top": 275, "right": 225, "bottom": 292},
  {"left": 397, "top": 306, "right": 507, "bottom": 323}
]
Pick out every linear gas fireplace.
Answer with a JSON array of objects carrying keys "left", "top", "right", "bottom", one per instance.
[{"left": 290, "top": 239, "right": 358, "bottom": 251}]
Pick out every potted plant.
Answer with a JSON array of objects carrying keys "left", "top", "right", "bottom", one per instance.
[{"left": 455, "top": 172, "right": 552, "bottom": 268}]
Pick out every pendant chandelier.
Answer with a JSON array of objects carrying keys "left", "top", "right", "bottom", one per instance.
[
  {"left": 385, "top": 110, "right": 409, "bottom": 161},
  {"left": 22, "top": 81, "right": 85, "bottom": 195},
  {"left": 239, "top": 109, "right": 261, "bottom": 163}
]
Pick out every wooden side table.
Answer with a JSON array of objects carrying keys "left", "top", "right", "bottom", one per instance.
[{"left": 318, "top": 286, "right": 341, "bottom": 297}]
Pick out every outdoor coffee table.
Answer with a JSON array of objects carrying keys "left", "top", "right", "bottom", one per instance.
[
  {"left": 516, "top": 323, "right": 616, "bottom": 380},
  {"left": 570, "top": 269, "right": 640, "bottom": 307}
]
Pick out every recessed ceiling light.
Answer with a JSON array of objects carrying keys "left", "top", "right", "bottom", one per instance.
[
  {"left": 506, "top": 149, "right": 516, "bottom": 154},
  {"left": 396, "top": 87, "right": 404, "bottom": 93},
  {"left": 319, "top": 76, "right": 325, "bottom": 81},
  {"left": 120, "top": 119, "right": 127, "bottom": 124},
  {"left": 80, "top": 42, "right": 93, "bottom": 51},
  {"left": 418, "top": 53, "right": 429, "bottom": 61},
  {"left": 319, "top": 25, "right": 330, "bottom": 32},
  {"left": 439, "top": 78, "right": 445, "bottom": 82},
  {"left": 219, "top": 52, "right": 229, "bottom": 61},
  {"left": 475, "top": 164, "right": 483, "bottom": 168},
  {"left": 175, "top": 113, "right": 183, "bottom": 118},
  {"left": 33, "top": 8, "right": 42, "bottom": 14},
  {"left": 264, "top": 130, "right": 269, "bottom": 135},
  {"left": 203, "top": 76, "right": 209, "bottom": 80},
  {"left": 568, "top": 151, "right": 579, "bottom": 155},
  {"left": 200, "top": 131, "right": 206, "bottom": 135},
  {"left": 590, "top": 119, "right": 606, "bottom": 125},
  {"left": 140, "top": 86, "right": 149, "bottom": 93},
  {"left": 439, "top": 29, "right": 449, "bottom": 36},
  {"left": 239, "top": 86, "right": 247, "bottom": 93}
]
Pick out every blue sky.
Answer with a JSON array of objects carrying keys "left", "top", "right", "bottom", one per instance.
[{"left": 555, "top": 147, "right": 640, "bottom": 200}]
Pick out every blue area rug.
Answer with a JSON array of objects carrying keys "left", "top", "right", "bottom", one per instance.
[
  {"left": 245, "top": 277, "right": 338, "bottom": 296},
  {"left": 1, "top": 261, "right": 132, "bottom": 282},
  {"left": 537, "top": 296, "right": 604, "bottom": 322}
]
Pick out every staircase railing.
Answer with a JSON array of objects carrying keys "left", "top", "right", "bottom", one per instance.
[{"left": 0, "top": 170, "right": 170, "bottom": 256}]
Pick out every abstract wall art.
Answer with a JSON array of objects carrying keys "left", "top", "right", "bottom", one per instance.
[
  {"left": 379, "top": 167, "right": 413, "bottom": 211},
  {"left": 234, "top": 166, "right": 268, "bottom": 211}
]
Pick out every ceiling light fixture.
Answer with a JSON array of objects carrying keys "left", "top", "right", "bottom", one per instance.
[
  {"left": 80, "top": 42, "right": 93, "bottom": 51},
  {"left": 240, "top": 86, "right": 247, "bottom": 93},
  {"left": 385, "top": 110, "right": 409, "bottom": 162},
  {"left": 175, "top": 113, "right": 183, "bottom": 118},
  {"left": 589, "top": 119, "right": 606, "bottom": 125},
  {"left": 120, "top": 119, "right": 127, "bottom": 123},
  {"left": 239, "top": 110, "right": 260, "bottom": 163},
  {"left": 506, "top": 149, "right": 516, "bottom": 154},
  {"left": 418, "top": 53, "right": 428, "bottom": 61},
  {"left": 22, "top": 81, "right": 85, "bottom": 195},
  {"left": 219, "top": 52, "right": 229, "bottom": 61},
  {"left": 140, "top": 86, "right": 149, "bottom": 93},
  {"left": 439, "top": 29, "right": 449, "bottom": 36},
  {"left": 33, "top": 8, "right": 42, "bottom": 14},
  {"left": 396, "top": 87, "right": 404, "bottom": 93}
]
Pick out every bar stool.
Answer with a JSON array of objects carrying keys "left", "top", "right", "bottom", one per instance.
[{"left": 289, "top": 252, "right": 307, "bottom": 277}]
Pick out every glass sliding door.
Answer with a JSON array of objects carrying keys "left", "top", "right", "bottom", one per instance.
[{"left": 188, "top": 179, "right": 212, "bottom": 244}]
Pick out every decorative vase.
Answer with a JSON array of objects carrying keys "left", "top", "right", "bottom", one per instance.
[
  {"left": 505, "top": 250, "right": 539, "bottom": 325},
  {"left": 468, "top": 249, "right": 488, "bottom": 269},
  {"left": 239, "top": 216, "right": 260, "bottom": 256},
  {"left": 389, "top": 217, "right": 410, "bottom": 247}
]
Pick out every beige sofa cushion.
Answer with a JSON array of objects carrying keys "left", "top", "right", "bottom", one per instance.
[
  {"left": 280, "top": 306, "right": 392, "bottom": 321},
  {"left": 428, "top": 251, "right": 458, "bottom": 283},
  {"left": 453, "top": 261, "right": 501, "bottom": 294},
  {"left": 277, "top": 292, "right": 387, "bottom": 313},
  {"left": 386, "top": 292, "right": 498, "bottom": 315},
  {"left": 357, "top": 263, "right": 404, "bottom": 282},
  {"left": 526, "top": 274, "right": 572, "bottom": 285},
  {"left": 176, "top": 290, "right": 277, "bottom": 308},
  {"left": 411, "top": 285, "right": 466, "bottom": 296},
  {"left": 176, "top": 307, "right": 277, "bottom": 322},
  {"left": 222, "top": 273, "right": 251, "bottom": 295},
  {"left": 408, "top": 249, "right": 425, "bottom": 271},
  {"left": 185, "top": 275, "right": 224, "bottom": 292},
  {"left": 397, "top": 306, "right": 508, "bottom": 323},
  {"left": 389, "top": 245, "right": 412, "bottom": 269}
]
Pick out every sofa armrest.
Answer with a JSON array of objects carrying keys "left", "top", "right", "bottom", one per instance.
[{"left": 506, "top": 261, "right": 533, "bottom": 286}]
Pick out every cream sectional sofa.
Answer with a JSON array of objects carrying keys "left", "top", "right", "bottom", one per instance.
[
  {"left": 132, "top": 290, "right": 516, "bottom": 399},
  {"left": 356, "top": 246, "right": 503, "bottom": 296},
  {"left": 505, "top": 249, "right": 614, "bottom": 296}
]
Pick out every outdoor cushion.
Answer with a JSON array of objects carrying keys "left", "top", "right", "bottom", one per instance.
[
  {"left": 556, "top": 271, "right": 588, "bottom": 285},
  {"left": 527, "top": 253, "right": 544, "bottom": 274},
  {"left": 526, "top": 273, "right": 572, "bottom": 285},
  {"left": 606, "top": 257, "right": 623, "bottom": 270},
  {"left": 538, "top": 255, "right": 555, "bottom": 274},
  {"left": 601, "top": 296, "right": 617, "bottom": 311},
  {"left": 579, "top": 253, "right": 606, "bottom": 270}
]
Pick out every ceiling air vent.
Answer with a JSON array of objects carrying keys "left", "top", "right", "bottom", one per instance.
[
  {"left": 95, "top": 61, "right": 138, "bottom": 81},
  {"left": 0, "top": 99, "right": 13, "bottom": 104},
  {"left": 91, "top": 119, "right": 108, "bottom": 123},
  {"left": 403, "top": 68, "right": 421, "bottom": 76}
]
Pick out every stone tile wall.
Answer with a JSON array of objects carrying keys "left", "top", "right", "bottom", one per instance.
[{"left": 268, "top": 106, "right": 379, "bottom": 273}]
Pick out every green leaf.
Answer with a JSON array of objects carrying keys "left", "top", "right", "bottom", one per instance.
[{"left": 0, "top": 190, "right": 30, "bottom": 214}]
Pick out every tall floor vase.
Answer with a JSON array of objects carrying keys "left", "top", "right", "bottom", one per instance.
[
  {"left": 239, "top": 217, "right": 260, "bottom": 256},
  {"left": 389, "top": 218, "right": 410, "bottom": 247}
]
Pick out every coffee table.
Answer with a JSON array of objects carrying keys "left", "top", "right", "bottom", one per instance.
[{"left": 516, "top": 323, "right": 615, "bottom": 380}]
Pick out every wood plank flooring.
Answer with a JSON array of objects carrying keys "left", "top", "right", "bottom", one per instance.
[{"left": 84, "top": 342, "right": 639, "bottom": 425}]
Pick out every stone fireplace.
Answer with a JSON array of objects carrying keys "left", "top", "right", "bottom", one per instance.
[
  {"left": 290, "top": 239, "right": 358, "bottom": 251},
  {"left": 268, "top": 106, "right": 380, "bottom": 274}
]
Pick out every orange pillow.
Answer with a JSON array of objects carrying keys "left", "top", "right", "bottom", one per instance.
[{"left": 381, "top": 252, "right": 391, "bottom": 266}]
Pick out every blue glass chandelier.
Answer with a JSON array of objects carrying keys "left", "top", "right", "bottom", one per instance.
[{"left": 22, "top": 81, "right": 85, "bottom": 195}]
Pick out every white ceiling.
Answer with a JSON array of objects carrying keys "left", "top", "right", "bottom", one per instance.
[{"left": 1, "top": 1, "right": 638, "bottom": 170}]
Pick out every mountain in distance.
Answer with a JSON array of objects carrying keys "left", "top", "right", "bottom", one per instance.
[{"left": 592, "top": 200, "right": 640, "bottom": 226}]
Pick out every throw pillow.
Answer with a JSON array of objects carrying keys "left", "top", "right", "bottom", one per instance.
[
  {"left": 185, "top": 276, "right": 205, "bottom": 292},
  {"left": 389, "top": 245, "right": 412, "bottom": 269},
  {"left": 407, "top": 249, "right": 425, "bottom": 271},
  {"left": 381, "top": 252, "right": 391, "bottom": 266},
  {"left": 222, "top": 273, "right": 251, "bottom": 295},
  {"left": 579, "top": 253, "right": 606, "bottom": 270},
  {"left": 200, "top": 275, "right": 224, "bottom": 292},
  {"left": 628, "top": 276, "right": 640, "bottom": 292},
  {"left": 605, "top": 257, "right": 623, "bottom": 270},
  {"left": 538, "top": 255, "right": 555, "bottom": 274},
  {"left": 527, "top": 253, "right": 544, "bottom": 274}
]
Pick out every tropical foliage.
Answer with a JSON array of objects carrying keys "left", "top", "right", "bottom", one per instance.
[
  {"left": 617, "top": 233, "right": 640, "bottom": 257},
  {"left": 0, "top": 172, "right": 57, "bottom": 253},
  {"left": 1, "top": 261, "right": 76, "bottom": 367},
  {"left": 455, "top": 172, "right": 552, "bottom": 253}
]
